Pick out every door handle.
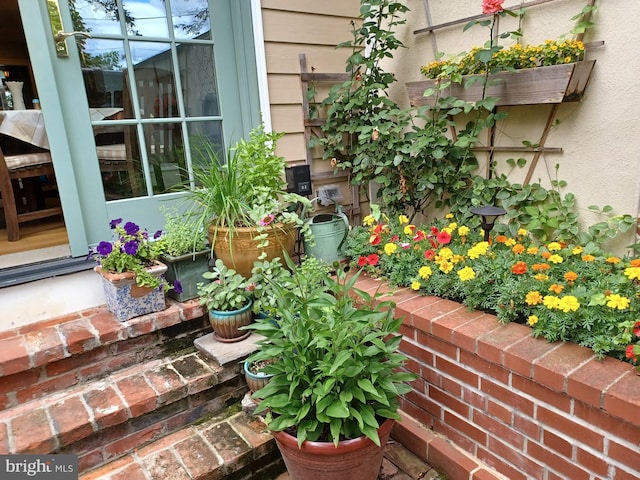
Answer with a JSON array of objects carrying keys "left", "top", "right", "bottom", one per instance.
[
  {"left": 54, "top": 31, "right": 92, "bottom": 43},
  {"left": 46, "top": 0, "right": 91, "bottom": 57}
]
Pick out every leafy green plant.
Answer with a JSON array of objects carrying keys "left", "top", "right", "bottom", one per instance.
[
  {"left": 247, "top": 258, "right": 416, "bottom": 447},
  {"left": 197, "top": 259, "right": 253, "bottom": 311},
  {"left": 157, "top": 207, "right": 208, "bottom": 257}
]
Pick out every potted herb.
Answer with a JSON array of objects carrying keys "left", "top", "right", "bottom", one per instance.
[
  {"left": 243, "top": 358, "right": 276, "bottom": 394},
  {"left": 246, "top": 264, "right": 416, "bottom": 479},
  {"left": 186, "top": 123, "right": 313, "bottom": 278},
  {"left": 91, "top": 218, "right": 172, "bottom": 321},
  {"left": 197, "top": 259, "right": 255, "bottom": 342},
  {"left": 157, "top": 207, "right": 210, "bottom": 302}
]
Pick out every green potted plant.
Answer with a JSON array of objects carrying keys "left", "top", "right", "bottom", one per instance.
[
  {"left": 197, "top": 258, "right": 255, "bottom": 343},
  {"left": 157, "top": 207, "right": 210, "bottom": 302},
  {"left": 186, "top": 123, "right": 313, "bottom": 278},
  {"left": 246, "top": 263, "right": 416, "bottom": 479},
  {"left": 91, "top": 218, "right": 172, "bottom": 321}
]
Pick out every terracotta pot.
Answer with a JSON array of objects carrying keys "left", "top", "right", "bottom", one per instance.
[
  {"left": 208, "top": 299, "right": 253, "bottom": 343},
  {"left": 208, "top": 223, "right": 297, "bottom": 278},
  {"left": 272, "top": 418, "right": 394, "bottom": 480}
]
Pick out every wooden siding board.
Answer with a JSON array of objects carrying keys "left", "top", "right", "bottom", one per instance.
[
  {"left": 276, "top": 132, "right": 306, "bottom": 162},
  {"left": 271, "top": 105, "right": 304, "bottom": 134},
  {"left": 261, "top": 0, "right": 359, "bottom": 18},
  {"left": 267, "top": 74, "right": 303, "bottom": 105},
  {"left": 265, "top": 43, "right": 354, "bottom": 75},
  {"left": 262, "top": 10, "right": 355, "bottom": 46}
]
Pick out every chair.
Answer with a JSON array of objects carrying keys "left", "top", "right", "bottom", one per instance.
[{"left": 0, "top": 144, "right": 62, "bottom": 241}]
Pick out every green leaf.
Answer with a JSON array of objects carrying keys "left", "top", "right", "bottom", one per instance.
[
  {"left": 326, "top": 400, "right": 350, "bottom": 418},
  {"left": 357, "top": 378, "right": 380, "bottom": 397}
]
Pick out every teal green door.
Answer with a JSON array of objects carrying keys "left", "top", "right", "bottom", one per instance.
[{"left": 19, "top": 0, "right": 260, "bottom": 255}]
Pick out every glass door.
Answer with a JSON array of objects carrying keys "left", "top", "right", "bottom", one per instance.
[{"left": 18, "top": 0, "right": 259, "bottom": 255}]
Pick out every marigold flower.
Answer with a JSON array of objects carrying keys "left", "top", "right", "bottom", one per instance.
[
  {"left": 447, "top": 222, "right": 457, "bottom": 231},
  {"left": 532, "top": 263, "right": 550, "bottom": 272},
  {"left": 439, "top": 261, "right": 453, "bottom": 274},
  {"left": 384, "top": 243, "right": 397, "bottom": 255},
  {"left": 527, "top": 315, "right": 539, "bottom": 326},
  {"left": 564, "top": 271, "right": 578, "bottom": 282},
  {"left": 495, "top": 235, "right": 508, "bottom": 244},
  {"left": 411, "top": 281, "right": 421, "bottom": 291},
  {"left": 541, "top": 251, "right": 551, "bottom": 259},
  {"left": 624, "top": 266, "right": 640, "bottom": 280},
  {"left": 572, "top": 246, "right": 584, "bottom": 255},
  {"left": 418, "top": 266, "right": 433, "bottom": 280},
  {"left": 458, "top": 225, "right": 470, "bottom": 237},
  {"left": 367, "top": 254, "right": 379, "bottom": 266},
  {"left": 606, "top": 294, "right": 630, "bottom": 310},
  {"left": 582, "top": 254, "right": 595, "bottom": 263},
  {"left": 511, "top": 261, "right": 528, "bottom": 275},
  {"left": 404, "top": 225, "right": 416, "bottom": 235},
  {"left": 398, "top": 214, "right": 409, "bottom": 225},
  {"left": 525, "top": 291, "right": 543, "bottom": 305},
  {"left": 457, "top": 266, "right": 476, "bottom": 282},
  {"left": 630, "top": 259, "right": 640, "bottom": 268},
  {"left": 606, "top": 257, "right": 621, "bottom": 264},
  {"left": 527, "top": 246, "right": 539, "bottom": 255},
  {"left": 517, "top": 228, "right": 528, "bottom": 236},
  {"left": 512, "top": 244, "right": 525, "bottom": 254},
  {"left": 467, "top": 241, "right": 489, "bottom": 259},
  {"left": 445, "top": 213, "right": 454, "bottom": 219},
  {"left": 543, "top": 295, "right": 561, "bottom": 310},
  {"left": 438, "top": 247, "right": 453, "bottom": 260},
  {"left": 504, "top": 238, "right": 516, "bottom": 247},
  {"left": 363, "top": 215, "right": 375, "bottom": 226},
  {"left": 534, "top": 273, "right": 549, "bottom": 281},
  {"left": 369, "top": 234, "right": 382, "bottom": 246},
  {"left": 548, "top": 254, "right": 564, "bottom": 264},
  {"left": 547, "top": 242, "right": 562, "bottom": 252},
  {"left": 558, "top": 295, "right": 580, "bottom": 313},
  {"left": 549, "top": 284, "right": 564, "bottom": 294}
]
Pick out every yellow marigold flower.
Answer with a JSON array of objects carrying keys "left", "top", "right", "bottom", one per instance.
[
  {"left": 452, "top": 254, "right": 465, "bottom": 264},
  {"left": 582, "top": 254, "right": 595, "bottom": 263},
  {"left": 564, "top": 271, "right": 578, "bottom": 282},
  {"left": 527, "top": 315, "right": 539, "bottom": 326},
  {"left": 547, "top": 242, "right": 562, "bottom": 252},
  {"left": 558, "top": 296, "right": 580, "bottom": 313},
  {"left": 439, "top": 261, "right": 453, "bottom": 274},
  {"left": 438, "top": 247, "right": 453, "bottom": 260},
  {"left": 448, "top": 222, "right": 457, "bottom": 231},
  {"left": 457, "top": 266, "right": 476, "bottom": 282},
  {"left": 512, "top": 244, "right": 525, "bottom": 254},
  {"left": 517, "top": 228, "right": 528, "bottom": 236},
  {"left": 606, "top": 257, "right": 621, "bottom": 264},
  {"left": 363, "top": 215, "right": 375, "bottom": 226},
  {"left": 606, "top": 294, "right": 630, "bottom": 310},
  {"left": 458, "top": 225, "right": 470, "bottom": 237},
  {"left": 525, "top": 291, "right": 543, "bottom": 305},
  {"left": 527, "top": 246, "right": 539, "bottom": 255},
  {"left": 548, "top": 254, "right": 564, "bottom": 264},
  {"left": 534, "top": 273, "right": 549, "bottom": 281},
  {"left": 398, "top": 214, "right": 409, "bottom": 225},
  {"left": 445, "top": 213, "right": 454, "bottom": 219},
  {"left": 418, "top": 266, "right": 433, "bottom": 280},
  {"left": 384, "top": 243, "right": 397, "bottom": 255},
  {"left": 404, "top": 225, "right": 415, "bottom": 235},
  {"left": 549, "top": 284, "right": 564, "bottom": 294},
  {"left": 505, "top": 238, "right": 516, "bottom": 247},
  {"left": 467, "top": 241, "right": 489, "bottom": 259},
  {"left": 572, "top": 246, "right": 584, "bottom": 255},
  {"left": 411, "top": 281, "right": 421, "bottom": 291},
  {"left": 543, "top": 295, "right": 561, "bottom": 310},
  {"left": 624, "top": 267, "right": 640, "bottom": 280}
]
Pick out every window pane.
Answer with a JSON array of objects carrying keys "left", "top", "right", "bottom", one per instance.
[
  {"left": 142, "top": 123, "right": 186, "bottom": 194},
  {"left": 172, "top": 0, "right": 211, "bottom": 39},
  {"left": 94, "top": 125, "right": 145, "bottom": 199},
  {"left": 71, "top": 0, "right": 121, "bottom": 35},
  {"left": 177, "top": 44, "right": 219, "bottom": 118},
  {"left": 187, "top": 120, "right": 224, "bottom": 169},
  {"left": 122, "top": 0, "right": 169, "bottom": 37}
]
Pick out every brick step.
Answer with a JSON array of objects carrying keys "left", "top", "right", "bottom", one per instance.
[
  {"left": 0, "top": 300, "right": 209, "bottom": 410},
  {"left": 0, "top": 348, "right": 248, "bottom": 473},
  {"left": 79, "top": 404, "right": 285, "bottom": 480}
]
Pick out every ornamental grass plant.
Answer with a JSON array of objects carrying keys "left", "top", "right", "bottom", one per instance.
[{"left": 344, "top": 207, "right": 640, "bottom": 367}]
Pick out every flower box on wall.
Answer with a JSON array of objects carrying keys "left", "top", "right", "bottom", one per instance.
[{"left": 406, "top": 60, "right": 596, "bottom": 107}]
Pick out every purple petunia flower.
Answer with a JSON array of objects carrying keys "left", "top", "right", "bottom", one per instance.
[
  {"left": 123, "top": 240, "right": 139, "bottom": 255},
  {"left": 109, "top": 218, "right": 123, "bottom": 229},
  {"left": 153, "top": 230, "right": 163, "bottom": 239},
  {"left": 96, "top": 241, "right": 113, "bottom": 255},
  {"left": 173, "top": 279, "right": 183, "bottom": 294},
  {"left": 124, "top": 222, "right": 140, "bottom": 236}
]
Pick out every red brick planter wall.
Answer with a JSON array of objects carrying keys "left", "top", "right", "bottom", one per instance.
[{"left": 355, "top": 276, "right": 640, "bottom": 480}]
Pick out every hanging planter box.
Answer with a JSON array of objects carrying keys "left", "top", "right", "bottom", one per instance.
[{"left": 406, "top": 60, "right": 596, "bottom": 107}]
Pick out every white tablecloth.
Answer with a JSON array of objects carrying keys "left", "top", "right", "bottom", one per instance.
[{"left": 0, "top": 110, "right": 49, "bottom": 149}]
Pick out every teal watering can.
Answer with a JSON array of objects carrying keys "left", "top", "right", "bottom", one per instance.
[{"left": 303, "top": 200, "right": 350, "bottom": 264}]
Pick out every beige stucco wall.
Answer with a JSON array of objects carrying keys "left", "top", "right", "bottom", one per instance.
[{"left": 381, "top": 0, "right": 640, "bottom": 251}]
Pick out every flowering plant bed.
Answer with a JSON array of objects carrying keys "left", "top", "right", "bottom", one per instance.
[{"left": 345, "top": 210, "right": 640, "bottom": 367}]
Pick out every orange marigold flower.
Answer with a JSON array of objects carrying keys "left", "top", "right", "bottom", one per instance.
[
  {"left": 532, "top": 263, "right": 551, "bottom": 271},
  {"left": 564, "top": 271, "right": 578, "bottom": 282},
  {"left": 549, "top": 284, "right": 564, "bottom": 294},
  {"left": 494, "top": 235, "right": 508, "bottom": 244},
  {"left": 525, "top": 291, "right": 543, "bottom": 305},
  {"left": 511, "top": 244, "right": 525, "bottom": 254},
  {"left": 630, "top": 259, "right": 640, "bottom": 268},
  {"left": 527, "top": 246, "right": 539, "bottom": 255},
  {"left": 511, "top": 261, "right": 528, "bottom": 275},
  {"left": 606, "top": 257, "right": 621, "bottom": 264},
  {"left": 582, "top": 254, "right": 595, "bottom": 262},
  {"left": 541, "top": 251, "right": 551, "bottom": 260}
]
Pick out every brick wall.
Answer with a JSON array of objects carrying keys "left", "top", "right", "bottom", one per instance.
[{"left": 355, "top": 276, "right": 640, "bottom": 480}]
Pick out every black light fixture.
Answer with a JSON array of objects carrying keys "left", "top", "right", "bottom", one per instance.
[{"left": 471, "top": 205, "right": 507, "bottom": 242}]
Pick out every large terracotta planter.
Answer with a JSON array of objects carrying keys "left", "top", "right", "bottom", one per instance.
[
  {"left": 272, "top": 418, "right": 394, "bottom": 480},
  {"left": 95, "top": 261, "right": 167, "bottom": 322},
  {"left": 160, "top": 250, "right": 210, "bottom": 302},
  {"left": 208, "top": 299, "right": 253, "bottom": 343},
  {"left": 208, "top": 223, "right": 297, "bottom": 278}
]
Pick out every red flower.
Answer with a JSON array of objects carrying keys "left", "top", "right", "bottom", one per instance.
[
  {"left": 357, "top": 256, "right": 367, "bottom": 267},
  {"left": 367, "top": 254, "right": 379, "bottom": 266},
  {"left": 424, "top": 249, "right": 435, "bottom": 260},
  {"left": 634, "top": 321, "right": 640, "bottom": 337},
  {"left": 482, "top": 0, "right": 504, "bottom": 15},
  {"left": 373, "top": 224, "right": 384, "bottom": 234},
  {"left": 626, "top": 344, "right": 637, "bottom": 362},
  {"left": 391, "top": 235, "right": 400, "bottom": 242},
  {"left": 413, "top": 230, "right": 426, "bottom": 242},
  {"left": 511, "top": 261, "right": 528, "bottom": 275},
  {"left": 369, "top": 234, "right": 382, "bottom": 246},
  {"left": 436, "top": 231, "right": 452, "bottom": 245},
  {"left": 430, "top": 226, "right": 439, "bottom": 235}
]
